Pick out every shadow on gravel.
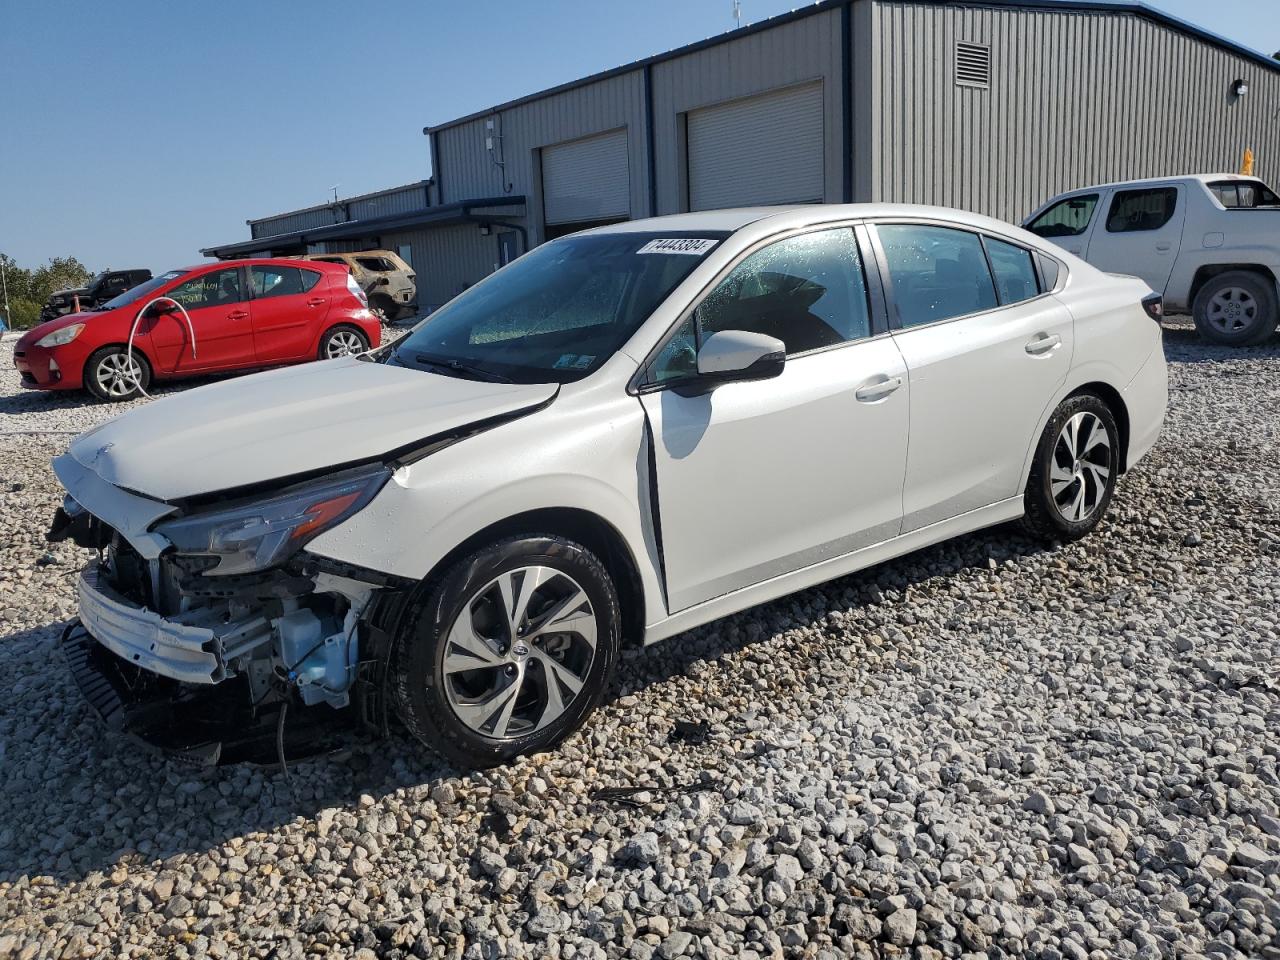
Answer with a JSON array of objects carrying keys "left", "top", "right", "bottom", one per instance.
[
  {"left": 0, "top": 377, "right": 209, "bottom": 420},
  {"left": 1160, "top": 325, "right": 1280, "bottom": 363},
  {"left": 0, "top": 523, "right": 1050, "bottom": 886}
]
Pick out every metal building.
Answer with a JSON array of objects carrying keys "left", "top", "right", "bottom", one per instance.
[{"left": 204, "top": 0, "right": 1280, "bottom": 314}]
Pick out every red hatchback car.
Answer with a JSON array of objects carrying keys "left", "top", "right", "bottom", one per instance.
[{"left": 14, "top": 259, "right": 381, "bottom": 401}]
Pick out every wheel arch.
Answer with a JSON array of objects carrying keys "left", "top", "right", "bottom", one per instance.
[
  {"left": 82, "top": 341, "right": 158, "bottom": 382},
  {"left": 1189, "top": 263, "right": 1279, "bottom": 309},
  {"left": 415, "top": 507, "right": 647, "bottom": 648},
  {"left": 316, "top": 321, "right": 371, "bottom": 357},
  {"left": 1065, "top": 381, "right": 1131, "bottom": 473}
]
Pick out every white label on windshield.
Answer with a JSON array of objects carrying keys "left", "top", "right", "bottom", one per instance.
[{"left": 637, "top": 238, "right": 717, "bottom": 255}]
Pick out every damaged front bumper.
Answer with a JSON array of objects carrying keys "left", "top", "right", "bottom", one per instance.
[{"left": 77, "top": 562, "right": 256, "bottom": 684}]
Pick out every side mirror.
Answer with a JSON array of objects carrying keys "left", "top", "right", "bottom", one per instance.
[
  {"left": 147, "top": 300, "right": 178, "bottom": 316},
  {"left": 684, "top": 329, "right": 785, "bottom": 392}
]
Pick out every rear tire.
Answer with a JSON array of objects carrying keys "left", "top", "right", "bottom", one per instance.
[
  {"left": 1192, "top": 271, "right": 1278, "bottom": 345},
  {"left": 84, "top": 345, "right": 151, "bottom": 402},
  {"left": 392, "top": 535, "right": 620, "bottom": 768},
  {"left": 1022, "top": 394, "right": 1119, "bottom": 543},
  {"left": 317, "top": 325, "right": 369, "bottom": 360}
]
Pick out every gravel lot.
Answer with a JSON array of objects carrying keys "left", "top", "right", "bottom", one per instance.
[{"left": 1, "top": 322, "right": 1278, "bottom": 960}]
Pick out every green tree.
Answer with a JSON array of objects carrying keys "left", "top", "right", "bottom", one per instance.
[{"left": 0, "top": 253, "right": 94, "bottom": 329}]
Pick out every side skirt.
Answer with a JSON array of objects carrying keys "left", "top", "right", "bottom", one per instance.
[{"left": 642, "top": 496, "right": 1024, "bottom": 645}]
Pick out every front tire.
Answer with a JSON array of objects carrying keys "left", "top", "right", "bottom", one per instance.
[
  {"left": 318, "top": 325, "right": 369, "bottom": 360},
  {"left": 392, "top": 535, "right": 620, "bottom": 768},
  {"left": 1022, "top": 394, "right": 1120, "bottom": 543},
  {"left": 1192, "top": 271, "right": 1278, "bottom": 345},
  {"left": 84, "top": 345, "right": 151, "bottom": 402}
]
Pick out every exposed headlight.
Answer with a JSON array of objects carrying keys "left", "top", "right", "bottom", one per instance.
[
  {"left": 35, "top": 323, "right": 85, "bottom": 348},
  {"left": 156, "top": 465, "right": 389, "bottom": 576}
]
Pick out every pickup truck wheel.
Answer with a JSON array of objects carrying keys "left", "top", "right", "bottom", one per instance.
[
  {"left": 84, "top": 346, "right": 151, "bottom": 402},
  {"left": 1022, "top": 394, "right": 1119, "bottom": 543},
  {"left": 393, "top": 535, "right": 620, "bottom": 768},
  {"left": 318, "top": 325, "right": 369, "bottom": 360},
  {"left": 1192, "top": 271, "right": 1278, "bottom": 345}
]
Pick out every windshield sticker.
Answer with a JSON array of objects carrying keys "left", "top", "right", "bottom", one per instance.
[
  {"left": 572, "top": 354, "right": 595, "bottom": 369},
  {"left": 637, "top": 238, "right": 718, "bottom": 256},
  {"left": 553, "top": 353, "right": 579, "bottom": 369}
]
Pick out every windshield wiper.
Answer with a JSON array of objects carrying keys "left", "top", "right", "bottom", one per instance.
[{"left": 410, "top": 353, "right": 512, "bottom": 383}]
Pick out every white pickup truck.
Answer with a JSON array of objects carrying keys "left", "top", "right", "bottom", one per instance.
[{"left": 1024, "top": 174, "right": 1280, "bottom": 345}]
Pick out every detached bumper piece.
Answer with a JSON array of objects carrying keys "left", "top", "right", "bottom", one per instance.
[{"left": 63, "top": 623, "right": 355, "bottom": 767}]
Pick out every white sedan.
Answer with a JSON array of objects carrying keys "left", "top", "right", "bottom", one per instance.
[{"left": 50, "top": 204, "right": 1167, "bottom": 768}]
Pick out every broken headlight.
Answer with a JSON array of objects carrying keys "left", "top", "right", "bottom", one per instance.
[{"left": 155, "top": 465, "right": 389, "bottom": 576}]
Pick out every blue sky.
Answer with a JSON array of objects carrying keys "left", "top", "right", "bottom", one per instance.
[{"left": 1, "top": 0, "right": 1276, "bottom": 272}]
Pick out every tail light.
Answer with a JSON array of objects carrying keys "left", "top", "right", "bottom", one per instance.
[
  {"left": 347, "top": 274, "right": 368, "bottom": 306},
  {"left": 1141, "top": 293, "right": 1164, "bottom": 322}
]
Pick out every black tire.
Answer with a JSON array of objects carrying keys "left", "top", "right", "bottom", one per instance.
[
  {"left": 1022, "top": 394, "right": 1120, "bottom": 544},
  {"left": 84, "top": 345, "right": 151, "bottom": 402},
  {"left": 1192, "top": 270, "right": 1278, "bottom": 346},
  {"left": 369, "top": 294, "right": 397, "bottom": 323},
  {"left": 317, "top": 325, "right": 370, "bottom": 360},
  {"left": 392, "top": 535, "right": 620, "bottom": 768}
]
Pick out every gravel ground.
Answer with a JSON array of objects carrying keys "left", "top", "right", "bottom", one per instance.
[{"left": 1, "top": 321, "right": 1278, "bottom": 960}]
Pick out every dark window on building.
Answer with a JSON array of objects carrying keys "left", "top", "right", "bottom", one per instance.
[
  {"left": 1106, "top": 188, "right": 1178, "bottom": 233},
  {"left": 1026, "top": 194, "right": 1099, "bottom": 238},
  {"left": 877, "top": 224, "right": 998, "bottom": 327},
  {"left": 984, "top": 237, "right": 1041, "bottom": 305}
]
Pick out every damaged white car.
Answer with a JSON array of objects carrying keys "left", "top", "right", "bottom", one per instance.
[{"left": 51, "top": 205, "right": 1167, "bottom": 767}]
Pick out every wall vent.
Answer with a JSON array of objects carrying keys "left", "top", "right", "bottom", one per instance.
[{"left": 955, "top": 41, "right": 991, "bottom": 89}]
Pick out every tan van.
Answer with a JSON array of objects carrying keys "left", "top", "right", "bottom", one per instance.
[{"left": 299, "top": 250, "right": 416, "bottom": 321}]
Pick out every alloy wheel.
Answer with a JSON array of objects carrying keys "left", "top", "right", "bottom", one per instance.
[
  {"left": 96, "top": 352, "right": 144, "bottom": 398},
  {"left": 1050, "top": 411, "right": 1112, "bottom": 523},
  {"left": 325, "top": 330, "right": 364, "bottom": 358},
  {"left": 1206, "top": 287, "right": 1258, "bottom": 335},
  {"left": 442, "top": 566, "right": 598, "bottom": 740}
]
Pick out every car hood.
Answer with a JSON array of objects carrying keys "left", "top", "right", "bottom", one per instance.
[
  {"left": 66, "top": 357, "right": 558, "bottom": 501},
  {"left": 17, "top": 310, "right": 103, "bottom": 350}
]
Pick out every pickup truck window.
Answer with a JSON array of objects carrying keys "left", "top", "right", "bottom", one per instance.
[
  {"left": 1106, "top": 188, "right": 1177, "bottom": 233},
  {"left": 1027, "top": 194, "right": 1098, "bottom": 238},
  {"left": 1208, "top": 180, "right": 1280, "bottom": 209}
]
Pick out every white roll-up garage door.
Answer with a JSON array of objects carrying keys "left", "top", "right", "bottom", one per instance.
[
  {"left": 687, "top": 82, "right": 824, "bottom": 211},
  {"left": 542, "top": 128, "right": 630, "bottom": 225}
]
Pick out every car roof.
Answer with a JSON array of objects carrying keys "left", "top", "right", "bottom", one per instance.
[
  {"left": 580, "top": 203, "right": 1032, "bottom": 239},
  {"left": 1056, "top": 173, "right": 1269, "bottom": 194},
  {"left": 175, "top": 257, "right": 347, "bottom": 273}
]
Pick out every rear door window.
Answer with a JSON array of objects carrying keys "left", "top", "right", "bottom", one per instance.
[
  {"left": 983, "top": 237, "right": 1041, "bottom": 305},
  {"left": 1105, "top": 187, "right": 1178, "bottom": 233},
  {"left": 1027, "top": 194, "right": 1098, "bottom": 238},
  {"left": 251, "top": 266, "right": 307, "bottom": 300},
  {"left": 875, "top": 224, "right": 998, "bottom": 327}
]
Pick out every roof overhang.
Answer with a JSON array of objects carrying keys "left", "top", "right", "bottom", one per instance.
[{"left": 202, "top": 197, "right": 526, "bottom": 259}]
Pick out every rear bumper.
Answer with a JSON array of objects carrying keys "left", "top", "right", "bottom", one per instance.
[{"left": 1123, "top": 341, "right": 1169, "bottom": 470}]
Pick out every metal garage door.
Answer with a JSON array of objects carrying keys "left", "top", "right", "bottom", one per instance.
[
  {"left": 687, "top": 82, "right": 824, "bottom": 211},
  {"left": 542, "top": 129, "right": 630, "bottom": 225}
]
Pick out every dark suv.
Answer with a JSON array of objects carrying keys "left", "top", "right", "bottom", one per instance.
[{"left": 40, "top": 269, "right": 152, "bottom": 323}]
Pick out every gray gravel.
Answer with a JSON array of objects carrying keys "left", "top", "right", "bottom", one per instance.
[{"left": 1, "top": 321, "right": 1278, "bottom": 960}]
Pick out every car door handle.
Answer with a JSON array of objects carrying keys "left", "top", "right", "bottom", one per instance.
[
  {"left": 1025, "top": 333, "right": 1062, "bottom": 355},
  {"left": 855, "top": 375, "right": 903, "bottom": 402},
  {"left": 227, "top": 309, "right": 249, "bottom": 320},
  {"left": 1155, "top": 241, "right": 1172, "bottom": 252},
  {"left": 307, "top": 297, "right": 327, "bottom": 306}
]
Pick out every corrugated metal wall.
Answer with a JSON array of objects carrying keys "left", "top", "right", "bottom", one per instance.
[
  {"left": 251, "top": 207, "right": 341, "bottom": 239},
  {"left": 388, "top": 224, "right": 507, "bottom": 312},
  {"left": 434, "top": 70, "right": 648, "bottom": 226},
  {"left": 650, "top": 9, "right": 847, "bottom": 213},
  {"left": 348, "top": 183, "right": 429, "bottom": 220},
  {"left": 869, "top": 1, "right": 1280, "bottom": 223}
]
